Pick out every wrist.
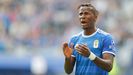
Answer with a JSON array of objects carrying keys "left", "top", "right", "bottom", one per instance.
[
  {"left": 65, "top": 57, "right": 71, "bottom": 61},
  {"left": 88, "top": 52, "right": 96, "bottom": 61}
]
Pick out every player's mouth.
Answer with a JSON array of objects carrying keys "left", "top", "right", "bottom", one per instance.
[{"left": 81, "top": 21, "right": 87, "bottom": 25}]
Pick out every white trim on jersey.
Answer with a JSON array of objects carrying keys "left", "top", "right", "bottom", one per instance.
[
  {"left": 82, "top": 28, "right": 99, "bottom": 38},
  {"left": 102, "top": 51, "right": 116, "bottom": 56},
  {"left": 71, "top": 55, "right": 76, "bottom": 57}
]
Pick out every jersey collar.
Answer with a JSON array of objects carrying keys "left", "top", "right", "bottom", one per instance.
[{"left": 82, "top": 28, "right": 99, "bottom": 38}]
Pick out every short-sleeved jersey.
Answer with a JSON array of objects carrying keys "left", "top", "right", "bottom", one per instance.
[{"left": 68, "top": 28, "right": 116, "bottom": 75}]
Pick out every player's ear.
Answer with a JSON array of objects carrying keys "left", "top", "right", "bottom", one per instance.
[
  {"left": 94, "top": 11, "right": 98, "bottom": 21},
  {"left": 94, "top": 15, "right": 98, "bottom": 21}
]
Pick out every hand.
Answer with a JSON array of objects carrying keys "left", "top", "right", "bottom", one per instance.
[
  {"left": 75, "top": 44, "right": 90, "bottom": 57},
  {"left": 63, "top": 42, "right": 73, "bottom": 58}
]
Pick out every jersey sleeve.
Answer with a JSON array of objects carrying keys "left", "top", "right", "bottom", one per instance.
[
  {"left": 102, "top": 35, "right": 116, "bottom": 56},
  {"left": 68, "top": 36, "right": 78, "bottom": 57}
]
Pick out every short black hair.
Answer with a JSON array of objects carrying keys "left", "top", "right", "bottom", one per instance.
[{"left": 78, "top": 3, "right": 99, "bottom": 16}]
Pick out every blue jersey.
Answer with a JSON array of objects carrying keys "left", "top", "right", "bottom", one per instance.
[{"left": 68, "top": 28, "right": 116, "bottom": 75}]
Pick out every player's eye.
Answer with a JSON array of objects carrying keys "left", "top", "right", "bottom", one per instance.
[
  {"left": 84, "top": 12, "right": 89, "bottom": 15},
  {"left": 79, "top": 13, "right": 83, "bottom": 15}
]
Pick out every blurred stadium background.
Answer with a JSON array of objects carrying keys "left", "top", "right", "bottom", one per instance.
[{"left": 0, "top": 0, "right": 133, "bottom": 75}]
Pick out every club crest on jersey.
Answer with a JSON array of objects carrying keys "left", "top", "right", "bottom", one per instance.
[{"left": 93, "top": 40, "right": 99, "bottom": 48}]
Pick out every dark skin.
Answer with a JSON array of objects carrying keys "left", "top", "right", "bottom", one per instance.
[{"left": 63, "top": 6, "right": 114, "bottom": 74}]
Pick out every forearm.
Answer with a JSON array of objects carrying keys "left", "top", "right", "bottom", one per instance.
[
  {"left": 93, "top": 56, "right": 113, "bottom": 72},
  {"left": 64, "top": 58, "right": 74, "bottom": 74}
]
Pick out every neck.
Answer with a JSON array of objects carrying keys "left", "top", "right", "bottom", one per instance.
[{"left": 84, "top": 27, "right": 96, "bottom": 35}]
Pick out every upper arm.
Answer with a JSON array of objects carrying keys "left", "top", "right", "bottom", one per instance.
[
  {"left": 102, "top": 35, "right": 116, "bottom": 67},
  {"left": 102, "top": 53, "right": 114, "bottom": 64},
  {"left": 102, "top": 35, "right": 116, "bottom": 56}
]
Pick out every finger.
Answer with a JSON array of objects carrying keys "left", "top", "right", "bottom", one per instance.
[
  {"left": 64, "top": 45, "right": 72, "bottom": 54},
  {"left": 75, "top": 44, "right": 79, "bottom": 49},
  {"left": 77, "top": 49, "right": 82, "bottom": 54},
  {"left": 76, "top": 47, "right": 83, "bottom": 53},
  {"left": 76, "top": 49, "right": 83, "bottom": 55},
  {"left": 75, "top": 44, "right": 86, "bottom": 52},
  {"left": 81, "top": 44, "right": 90, "bottom": 51},
  {"left": 78, "top": 44, "right": 88, "bottom": 51},
  {"left": 63, "top": 43, "right": 68, "bottom": 51},
  {"left": 77, "top": 45, "right": 89, "bottom": 55},
  {"left": 63, "top": 42, "right": 68, "bottom": 47},
  {"left": 81, "top": 43, "right": 88, "bottom": 47},
  {"left": 78, "top": 51, "right": 81, "bottom": 54}
]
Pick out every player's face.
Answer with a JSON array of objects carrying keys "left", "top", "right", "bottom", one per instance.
[{"left": 78, "top": 6, "right": 96, "bottom": 29}]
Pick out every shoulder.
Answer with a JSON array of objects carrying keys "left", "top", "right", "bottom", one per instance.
[
  {"left": 68, "top": 31, "right": 82, "bottom": 47},
  {"left": 97, "top": 29, "right": 113, "bottom": 39},
  {"left": 70, "top": 31, "right": 82, "bottom": 40},
  {"left": 69, "top": 31, "right": 82, "bottom": 44}
]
